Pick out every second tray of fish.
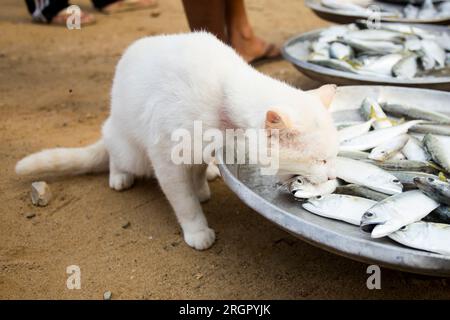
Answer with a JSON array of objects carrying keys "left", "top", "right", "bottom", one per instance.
[
  {"left": 305, "top": 0, "right": 450, "bottom": 24},
  {"left": 282, "top": 22, "right": 450, "bottom": 90}
]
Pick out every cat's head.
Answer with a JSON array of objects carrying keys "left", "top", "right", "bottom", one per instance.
[{"left": 266, "top": 84, "right": 338, "bottom": 184}]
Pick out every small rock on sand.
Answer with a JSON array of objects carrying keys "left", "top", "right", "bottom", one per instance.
[
  {"left": 25, "top": 212, "right": 36, "bottom": 219},
  {"left": 31, "top": 181, "right": 52, "bottom": 207},
  {"left": 103, "top": 291, "right": 112, "bottom": 300},
  {"left": 150, "top": 9, "right": 161, "bottom": 17}
]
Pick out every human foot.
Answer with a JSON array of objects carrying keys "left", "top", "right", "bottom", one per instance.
[{"left": 101, "top": 0, "right": 158, "bottom": 14}]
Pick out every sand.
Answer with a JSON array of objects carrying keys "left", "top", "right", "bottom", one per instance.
[{"left": 0, "top": 0, "right": 449, "bottom": 299}]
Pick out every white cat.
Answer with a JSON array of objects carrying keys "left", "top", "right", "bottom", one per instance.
[{"left": 16, "top": 32, "right": 339, "bottom": 250}]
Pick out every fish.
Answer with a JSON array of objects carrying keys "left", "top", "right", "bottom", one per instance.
[
  {"left": 421, "top": 39, "right": 446, "bottom": 69},
  {"left": 303, "top": 194, "right": 376, "bottom": 226},
  {"left": 388, "top": 171, "right": 439, "bottom": 190},
  {"left": 417, "top": 0, "right": 438, "bottom": 20},
  {"left": 388, "top": 222, "right": 450, "bottom": 256},
  {"left": 410, "top": 124, "right": 450, "bottom": 136},
  {"left": 359, "top": 54, "right": 404, "bottom": 77},
  {"left": 337, "top": 119, "right": 374, "bottom": 142},
  {"left": 340, "top": 38, "right": 403, "bottom": 55},
  {"left": 308, "top": 58, "right": 357, "bottom": 73},
  {"left": 392, "top": 54, "right": 418, "bottom": 78},
  {"left": 423, "top": 134, "right": 450, "bottom": 173},
  {"left": 339, "top": 120, "right": 422, "bottom": 151},
  {"left": 344, "top": 29, "right": 404, "bottom": 43},
  {"left": 424, "top": 205, "right": 450, "bottom": 224},
  {"left": 288, "top": 176, "right": 338, "bottom": 199},
  {"left": 360, "top": 190, "right": 440, "bottom": 238},
  {"left": 337, "top": 150, "right": 369, "bottom": 160},
  {"left": 335, "top": 184, "right": 389, "bottom": 201},
  {"left": 390, "top": 151, "right": 406, "bottom": 161},
  {"left": 403, "top": 4, "right": 419, "bottom": 19},
  {"left": 381, "top": 103, "right": 450, "bottom": 124},
  {"left": 329, "top": 42, "right": 353, "bottom": 60},
  {"left": 336, "top": 157, "right": 403, "bottom": 195},
  {"left": 414, "top": 176, "right": 450, "bottom": 206},
  {"left": 368, "top": 134, "right": 409, "bottom": 161},
  {"left": 401, "top": 136, "right": 431, "bottom": 162},
  {"left": 363, "top": 159, "right": 441, "bottom": 174},
  {"left": 360, "top": 97, "right": 392, "bottom": 130}
]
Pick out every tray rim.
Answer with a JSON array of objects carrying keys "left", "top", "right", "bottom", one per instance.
[
  {"left": 217, "top": 85, "right": 450, "bottom": 277},
  {"left": 281, "top": 23, "right": 450, "bottom": 86},
  {"left": 304, "top": 0, "right": 450, "bottom": 24}
]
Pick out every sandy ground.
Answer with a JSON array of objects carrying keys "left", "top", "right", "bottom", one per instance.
[{"left": 0, "top": 0, "right": 449, "bottom": 300}]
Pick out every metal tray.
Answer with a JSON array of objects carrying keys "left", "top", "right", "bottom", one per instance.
[
  {"left": 217, "top": 86, "right": 450, "bottom": 277},
  {"left": 305, "top": 0, "right": 450, "bottom": 24},
  {"left": 282, "top": 23, "right": 450, "bottom": 91}
]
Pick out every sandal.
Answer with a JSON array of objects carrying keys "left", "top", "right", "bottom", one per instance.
[{"left": 100, "top": 0, "right": 158, "bottom": 14}]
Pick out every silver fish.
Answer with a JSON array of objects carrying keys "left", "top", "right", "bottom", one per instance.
[
  {"left": 336, "top": 157, "right": 403, "bottom": 195},
  {"left": 329, "top": 42, "right": 353, "bottom": 60},
  {"left": 424, "top": 205, "right": 450, "bottom": 224},
  {"left": 392, "top": 54, "right": 417, "bottom": 78},
  {"left": 338, "top": 119, "right": 374, "bottom": 142},
  {"left": 363, "top": 159, "right": 441, "bottom": 174},
  {"left": 288, "top": 176, "right": 338, "bottom": 199},
  {"left": 368, "top": 134, "right": 410, "bottom": 161},
  {"left": 414, "top": 176, "right": 450, "bottom": 206},
  {"left": 340, "top": 38, "right": 403, "bottom": 55},
  {"left": 335, "top": 184, "right": 389, "bottom": 201},
  {"left": 359, "top": 54, "right": 404, "bottom": 77},
  {"left": 381, "top": 103, "right": 450, "bottom": 124},
  {"left": 345, "top": 29, "right": 404, "bottom": 42},
  {"left": 303, "top": 194, "right": 376, "bottom": 226},
  {"left": 360, "top": 190, "right": 439, "bottom": 238},
  {"left": 337, "top": 150, "right": 369, "bottom": 160},
  {"left": 360, "top": 97, "right": 392, "bottom": 130},
  {"left": 418, "top": 0, "right": 437, "bottom": 20},
  {"left": 339, "top": 120, "right": 422, "bottom": 151},
  {"left": 401, "top": 136, "right": 431, "bottom": 162},
  {"left": 423, "top": 134, "right": 450, "bottom": 173},
  {"left": 388, "top": 171, "right": 439, "bottom": 190},
  {"left": 388, "top": 222, "right": 450, "bottom": 256},
  {"left": 308, "top": 58, "right": 357, "bottom": 73},
  {"left": 421, "top": 39, "right": 446, "bottom": 69},
  {"left": 410, "top": 124, "right": 450, "bottom": 136}
]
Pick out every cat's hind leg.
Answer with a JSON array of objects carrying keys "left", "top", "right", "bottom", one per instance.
[
  {"left": 193, "top": 164, "right": 210, "bottom": 203},
  {"left": 151, "top": 156, "right": 215, "bottom": 250}
]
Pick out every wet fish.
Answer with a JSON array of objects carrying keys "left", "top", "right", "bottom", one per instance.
[
  {"left": 341, "top": 38, "right": 403, "bottom": 55},
  {"left": 335, "top": 184, "right": 389, "bottom": 201},
  {"left": 338, "top": 150, "right": 369, "bottom": 160},
  {"left": 364, "top": 159, "right": 441, "bottom": 174},
  {"left": 336, "top": 157, "right": 403, "bottom": 195},
  {"left": 360, "top": 190, "right": 439, "bottom": 238},
  {"left": 388, "top": 222, "right": 450, "bottom": 256},
  {"left": 338, "top": 119, "right": 374, "bottom": 142},
  {"left": 339, "top": 120, "right": 422, "bottom": 151},
  {"left": 410, "top": 124, "right": 450, "bottom": 136},
  {"left": 303, "top": 194, "right": 376, "bottom": 226},
  {"left": 382, "top": 103, "right": 450, "bottom": 124},
  {"left": 388, "top": 171, "right": 439, "bottom": 190},
  {"left": 359, "top": 54, "right": 404, "bottom": 77},
  {"left": 288, "top": 176, "right": 338, "bottom": 199},
  {"left": 329, "top": 42, "right": 353, "bottom": 60},
  {"left": 308, "top": 58, "right": 357, "bottom": 73},
  {"left": 369, "top": 134, "right": 409, "bottom": 161},
  {"left": 414, "top": 176, "right": 450, "bottom": 206},
  {"left": 423, "top": 134, "right": 450, "bottom": 173},
  {"left": 392, "top": 54, "right": 417, "bottom": 78},
  {"left": 401, "top": 136, "right": 431, "bottom": 162},
  {"left": 360, "top": 97, "right": 392, "bottom": 129},
  {"left": 345, "top": 29, "right": 404, "bottom": 43},
  {"left": 421, "top": 39, "right": 446, "bottom": 69}
]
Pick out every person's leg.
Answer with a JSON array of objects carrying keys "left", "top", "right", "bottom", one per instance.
[
  {"left": 225, "top": 0, "right": 279, "bottom": 63},
  {"left": 24, "top": 0, "right": 95, "bottom": 25},
  {"left": 93, "top": 0, "right": 158, "bottom": 14},
  {"left": 182, "top": 0, "right": 227, "bottom": 43}
]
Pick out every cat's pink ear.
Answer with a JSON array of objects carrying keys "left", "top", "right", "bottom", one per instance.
[
  {"left": 265, "top": 110, "right": 288, "bottom": 129},
  {"left": 310, "top": 84, "right": 337, "bottom": 109}
]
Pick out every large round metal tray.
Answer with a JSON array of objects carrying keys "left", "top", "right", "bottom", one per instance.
[
  {"left": 305, "top": 0, "right": 450, "bottom": 24},
  {"left": 282, "top": 23, "right": 450, "bottom": 91},
  {"left": 217, "top": 85, "right": 450, "bottom": 277}
]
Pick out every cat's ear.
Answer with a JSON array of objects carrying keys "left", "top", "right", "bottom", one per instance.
[
  {"left": 309, "top": 84, "right": 337, "bottom": 109},
  {"left": 265, "top": 110, "right": 289, "bottom": 129}
]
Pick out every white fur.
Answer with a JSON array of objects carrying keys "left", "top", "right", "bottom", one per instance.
[{"left": 15, "top": 32, "right": 338, "bottom": 250}]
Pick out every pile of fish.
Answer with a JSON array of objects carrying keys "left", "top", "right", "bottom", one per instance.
[
  {"left": 287, "top": 97, "right": 450, "bottom": 256},
  {"left": 321, "top": 0, "right": 450, "bottom": 20},
  {"left": 307, "top": 22, "right": 450, "bottom": 79}
]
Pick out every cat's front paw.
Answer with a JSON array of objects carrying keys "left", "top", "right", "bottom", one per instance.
[
  {"left": 109, "top": 173, "right": 135, "bottom": 191},
  {"left": 184, "top": 228, "right": 216, "bottom": 250},
  {"left": 206, "top": 163, "right": 221, "bottom": 181}
]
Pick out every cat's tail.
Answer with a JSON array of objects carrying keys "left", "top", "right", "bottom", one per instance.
[{"left": 15, "top": 140, "right": 109, "bottom": 176}]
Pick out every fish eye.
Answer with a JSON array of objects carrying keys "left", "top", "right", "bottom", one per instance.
[
  {"left": 427, "top": 177, "right": 435, "bottom": 183},
  {"left": 366, "top": 212, "right": 373, "bottom": 217},
  {"left": 316, "top": 195, "right": 322, "bottom": 200},
  {"left": 296, "top": 178, "right": 303, "bottom": 185},
  {"left": 400, "top": 226, "right": 406, "bottom": 230},
  {"left": 393, "top": 179, "right": 400, "bottom": 183}
]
